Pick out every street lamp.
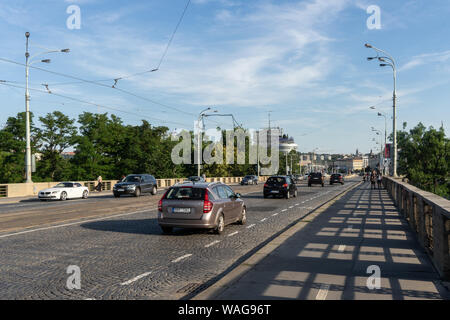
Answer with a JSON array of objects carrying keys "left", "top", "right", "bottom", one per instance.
[
  {"left": 24, "top": 32, "right": 70, "bottom": 183},
  {"left": 365, "top": 43, "right": 398, "bottom": 177},
  {"left": 196, "top": 107, "right": 217, "bottom": 176},
  {"left": 372, "top": 127, "right": 383, "bottom": 171}
]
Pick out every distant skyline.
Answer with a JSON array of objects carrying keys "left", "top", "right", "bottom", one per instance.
[{"left": 0, "top": 0, "right": 449, "bottom": 154}]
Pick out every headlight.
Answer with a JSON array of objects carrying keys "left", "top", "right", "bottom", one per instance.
[{"left": 127, "top": 185, "right": 136, "bottom": 189}]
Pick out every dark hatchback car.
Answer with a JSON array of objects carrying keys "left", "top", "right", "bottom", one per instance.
[
  {"left": 187, "top": 176, "right": 205, "bottom": 182},
  {"left": 308, "top": 172, "right": 324, "bottom": 187},
  {"left": 263, "top": 175, "right": 297, "bottom": 199},
  {"left": 240, "top": 175, "right": 259, "bottom": 185},
  {"left": 330, "top": 173, "right": 344, "bottom": 185},
  {"left": 113, "top": 174, "right": 157, "bottom": 197},
  {"left": 158, "top": 181, "right": 246, "bottom": 234}
]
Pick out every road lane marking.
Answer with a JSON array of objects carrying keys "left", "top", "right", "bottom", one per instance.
[
  {"left": 205, "top": 240, "right": 221, "bottom": 248},
  {"left": 338, "top": 245, "right": 346, "bottom": 252},
  {"left": 227, "top": 231, "right": 239, "bottom": 237},
  {"left": 120, "top": 272, "right": 152, "bottom": 286},
  {"left": 281, "top": 209, "right": 287, "bottom": 212},
  {"left": 272, "top": 213, "right": 279, "bottom": 217},
  {"left": 246, "top": 224, "right": 256, "bottom": 229},
  {"left": 171, "top": 254, "right": 192, "bottom": 263},
  {"left": 316, "top": 284, "right": 330, "bottom": 300},
  {"left": 0, "top": 208, "right": 155, "bottom": 239},
  {"left": 288, "top": 206, "right": 294, "bottom": 209},
  {"left": 294, "top": 203, "right": 299, "bottom": 206},
  {"left": 260, "top": 218, "right": 267, "bottom": 222}
]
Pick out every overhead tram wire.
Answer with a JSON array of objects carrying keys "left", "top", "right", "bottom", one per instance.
[
  {"left": 0, "top": 81, "right": 191, "bottom": 128},
  {"left": 0, "top": 57, "right": 195, "bottom": 116},
  {"left": 10, "top": 0, "right": 191, "bottom": 90}
]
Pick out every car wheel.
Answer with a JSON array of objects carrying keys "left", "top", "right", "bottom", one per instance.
[
  {"left": 114, "top": 192, "right": 120, "bottom": 198},
  {"left": 263, "top": 194, "right": 268, "bottom": 199},
  {"left": 60, "top": 192, "right": 67, "bottom": 201},
  {"left": 330, "top": 182, "right": 333, "bottom": 185},
  {"left": 238, "top": 207, "right": 247, "bottom": 225},
  {"left": 82, "top": 190, "right": 88, "bottom": 199},
  {"left": 215, "top": 214, "right": 225, "bottom": 234},
  {"left": 151, "top": 186, "right": 157, "bottom": 195},
  {"left": 161, "top": 226, "right": 173, "bottom": 234},
  {"left": 134, "top": 188, "right": 141, "bottom": 197},
  {"left": 308, "top": 184, "right": 311, "bottom": 187},
  {"left": 322, "top": 184, "right": 324, "bottom": 187},
  {"left": 294, "top": 190, "right": 297, "bottom": 197}
]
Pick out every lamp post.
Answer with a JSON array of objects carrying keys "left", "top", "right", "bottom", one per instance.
[
  {"left": 196, "top": 107, "right": 217, "bottom": 176},
  {"left": 372, "top": 127, "right": 383, "bottom": 171},
  {"left": 24, "top": 32, "right": 70, "bottom": 183},
  {"left": 366, "top": 43, "right": 397, "bottom": 177}
]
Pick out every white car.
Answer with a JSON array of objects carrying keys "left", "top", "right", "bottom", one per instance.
[{"left": 38, "top": 182, "right": 89, "bottom": 201}]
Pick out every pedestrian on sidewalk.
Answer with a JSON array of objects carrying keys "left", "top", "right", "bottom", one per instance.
[
  {"left": 95, "top": 175, "right": 103, "bottom": 192},
  {"left": 377, "top": 173, "right": 382, "bottom": 189},
  {"left": 370, "top": 171, "right": 376, "bottom": 190}
]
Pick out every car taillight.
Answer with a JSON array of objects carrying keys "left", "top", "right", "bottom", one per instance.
[
  {"left": 264, "top": 183, "right": 268, "bottom": 187},
  {"left": 158, "top": 189, "right": 169, "bottom": 212},
  {"left": 203, "top": 191, "right": 213, "bottom": 214},
  {"left": 283, "top": 183, "right": 288, "bottom": 188}
]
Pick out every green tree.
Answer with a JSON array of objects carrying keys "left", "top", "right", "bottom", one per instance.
[
  {"left": 397, "top": 122, "right": 449, "bottom": 198},
  {"left": 36, "top": 111, "right": 77, "bottom": 181}
]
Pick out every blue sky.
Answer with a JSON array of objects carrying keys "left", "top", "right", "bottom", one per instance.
[{"left": 0, "top": 0, "right": 449, "bottom": 154}]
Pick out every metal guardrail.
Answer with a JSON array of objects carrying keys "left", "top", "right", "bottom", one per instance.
[{"left": 383, "top": 177, "right": 450, "bottom": 280}]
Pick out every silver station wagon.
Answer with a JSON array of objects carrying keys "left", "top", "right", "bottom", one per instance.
[{"left": 157, "top": 181, "right": 246, "bottom": 234}]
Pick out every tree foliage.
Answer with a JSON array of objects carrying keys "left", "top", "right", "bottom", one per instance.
[{"left": 397, "top": 122, "right": 449, "bottom": 199}]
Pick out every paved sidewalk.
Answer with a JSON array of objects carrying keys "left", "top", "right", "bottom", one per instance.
[{"left": 211, "top": 183, "right": 450, "bottom": 300}]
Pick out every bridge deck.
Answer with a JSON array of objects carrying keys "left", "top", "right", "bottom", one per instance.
[{"left": 215, "top": 182, "right": 450, "bottom": 300}]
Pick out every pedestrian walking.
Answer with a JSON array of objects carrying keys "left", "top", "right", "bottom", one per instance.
[
  {"left": 95, "top": 175, "right": 103, "bottom": 192},
  {"left": 370, "top": 171, "right": 376, "bottom": 190},
  {"left": 377, "top": 174, "right": 382, "bottom": 189}
]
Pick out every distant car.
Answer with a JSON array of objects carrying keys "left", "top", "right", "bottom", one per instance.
[
  {"left": 187, "top": 176, "right": 205, "bottom": 182},
  {"left": 240, "top": 175, "right": 258, "bottom": 185},
  {"left": 113, "top": 174, "right": 157, "bottom": 197},
  {"left": 308, "top": 172, "right": 324, "bottom": 187},
  {"left": 158, "top": 181, "right": 246, "bottom": 234},
  {"left": 293, "top": 174, "right": 302, "bottom": 183},
  {"left": 38, "top": 182, "right": 89, "bottom": 201},
  {"left": 263, "top": 175, "right": 297, "bottom": 199},
  {"left": 330, "top": 173, "right": 344, "bottom": 185}
]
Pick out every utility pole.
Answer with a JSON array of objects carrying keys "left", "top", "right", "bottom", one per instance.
[{"left": 25, "top": 32, "right": 32, "bottom": 183}]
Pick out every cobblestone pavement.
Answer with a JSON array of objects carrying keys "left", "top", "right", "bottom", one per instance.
[{"left": 0, "top": 179, "right": 359, "bottom": 299}]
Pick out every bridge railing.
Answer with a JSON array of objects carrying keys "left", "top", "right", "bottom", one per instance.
[
  {"left": 383, "top": 177, "right": 450, "bottom": 280},
  {"left": 0, "top": 175, "right": 271, "bottom": 198}
]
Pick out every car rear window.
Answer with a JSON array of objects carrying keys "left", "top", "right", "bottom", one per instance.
[
  {"left": 267, "top": 177, "right": 285, "bottom": 184},
  {"left": 311, "top": 173, "right": 322, "bottom": 178},
  {"left": 165, "top": 187, "right": 206, "bottom": 200}
]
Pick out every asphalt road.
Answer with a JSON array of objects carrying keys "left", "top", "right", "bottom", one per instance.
[{"left": 0, "top": 178, "right": 360, "bottom": 299}]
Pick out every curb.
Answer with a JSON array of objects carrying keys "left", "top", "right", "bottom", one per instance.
[{"left": 191, "top": 180, "right": 362, "bottom": 300}]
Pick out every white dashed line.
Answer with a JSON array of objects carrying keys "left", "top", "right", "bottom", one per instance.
[
  {"left": 171, "top": 254, "right": 192, "bottom": 263},
  {"left": 246, "top": 224, "right": 256, "bottom": 229},
  {"left": 120, "top": 272, "right": 152, "bottom": 286},
  {"left": 338, "top": 245, "right": 346, "bottom": 252},
  {"left": 288, "top": 206, "right": 294, "bottom": 209},
  {"left": 316, "top": 284, "right": 330, "bottom": 300},
  {"left": 260, "top": 218, "right": 267, "bottom": 222},
  {"left": 294, "top": 203, "right": 299, "bottom": 206},
  {"left": 272, "top": 213, "right": 279, "bottom": 217},
  {"left": 227, "top": 231, "right": 239, "bottom": 237},
  {"left": 281, "top": 209, "right": 287, "bottom": 212},
  {"left": 204, "top": 240, "right": 221, "bottom": 248}
]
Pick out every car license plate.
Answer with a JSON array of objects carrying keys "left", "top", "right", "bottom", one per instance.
[
  {"left": 117, "top": 189, "right": 124, "bottom": 192},
  {"left": 173, "top": 208, "right": 191, "bottom": 213},
  {"left": 271, "top": 190, "right": 279, "bottom": 193}
]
